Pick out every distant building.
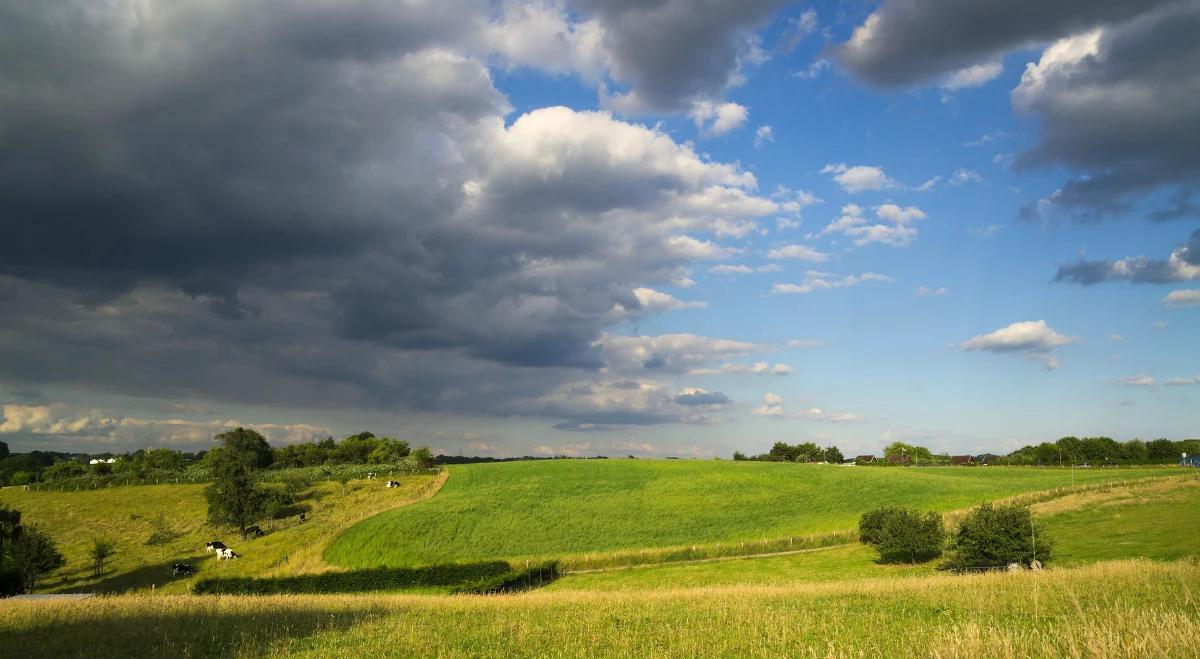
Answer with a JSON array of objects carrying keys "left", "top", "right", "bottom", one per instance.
[
  {"left": 950, "top": 455, "right": 976, "bottom": 466},
  {"left": 88, "top": 458, "right": 117, "bottom": 465},
  {"left": 855, "top": 455, "right": 876, "bottom": 464},
  {"left": 886, "top": 454, "right": 911, "bottom": 465},
  {"left": 975, "top": 454, "right": 1000, "bottom": 465}
]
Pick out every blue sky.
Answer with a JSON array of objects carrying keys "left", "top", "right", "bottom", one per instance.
[{"left": 0, "top": 0, "right": 1196, "bottom": 457}]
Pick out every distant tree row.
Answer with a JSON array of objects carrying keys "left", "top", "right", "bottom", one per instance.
[
  {"left": 733, "top": 442, "right": 843, "bottom": 463},
  {"left": 731, "top": 436, "right": 1199, "bottom": 467},
  {"left": 0, "top": 431, "right": 434, "bottom": 487}
]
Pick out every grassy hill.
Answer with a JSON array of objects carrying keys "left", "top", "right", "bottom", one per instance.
[
  {"left": 0, "top": 471, "right": 443, "bottom": 594},
  {"left": 325, "top": 459, "right": 1171, "bottom": 568}
]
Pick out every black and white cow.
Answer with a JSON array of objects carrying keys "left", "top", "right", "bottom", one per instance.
[
  {"left": 244, "top": 525, "right": 264, "bottom": 538},
  {"left": 386, "top": 480, "right": 401, "bottom": 488},
  {"left": 217, "top": 548, "right": 240, "bottom": 560},
  {"left": 172, "top": 562, "right": 194, "bottom": 576},
  {"left": 205, "top": 541, "right": 227, "bottom": 553}
]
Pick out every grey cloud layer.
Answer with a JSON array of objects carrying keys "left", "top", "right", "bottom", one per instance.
[
  {"left": 0, "top": 1, "right": 779, "bottom": 431},
  {"left": 837, "top": 0, "right": 1200, "bottom": 215}
]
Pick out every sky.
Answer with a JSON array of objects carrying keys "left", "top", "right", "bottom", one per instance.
[{"left": 1, "top": 0, "right": 1197, "bottom": 458}]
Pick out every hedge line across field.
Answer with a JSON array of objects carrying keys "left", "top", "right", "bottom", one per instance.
[{"left": 191, "top": 560, "right": 559, "bottom": 595}]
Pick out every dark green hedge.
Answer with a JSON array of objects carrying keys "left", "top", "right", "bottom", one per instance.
[
  {"left": 450, "top": 561, "right": 560, "bottom": 594},
  {"left": 192, "top": 561, "right": 513, "bottom": 595}
]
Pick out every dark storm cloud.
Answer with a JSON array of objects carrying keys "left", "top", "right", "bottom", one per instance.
[
  {"left": 834, "top": 0, "right": 1174, "bottom": 87},
  {"left": 1054, "top": 229, "right": 1200, "bottom": 285},
  {"left": 572, "top": 0, "right": 785, "bottom": 112},
  {"left": 836, "top": 0, "right": 1200, "bottom": 216},
  {"left": 0, "top": 1, "right": 776, "bottom": 430}
]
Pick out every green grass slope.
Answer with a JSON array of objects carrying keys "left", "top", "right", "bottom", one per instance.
[
  {"left": 0, "top": 472, "right": 442, "bottom": 594},
  {"left": 325, "top": 459, "right": 1172, "bottom": 567}
]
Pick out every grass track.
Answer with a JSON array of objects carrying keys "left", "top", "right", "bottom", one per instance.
[
  {"left": 3, "top": 560, "right": 1197, "bottom": 658},
  {"left": 325, "top": 460, "right": 1174, "bottom": 568}
]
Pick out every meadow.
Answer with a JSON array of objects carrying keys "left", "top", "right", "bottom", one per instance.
[
  {"left": 2, "top": 560, "right": 1196, "bottom": 658},
  {"left": 325, "top": 460, "right": 1172, "bottom": 568},
  {"left": 0, "top": 471, "right": 443, "bottom": 594}
]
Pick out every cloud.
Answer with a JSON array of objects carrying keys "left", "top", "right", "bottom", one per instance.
[
  {"left": 1162, "top": 289, "right": 1200, "bottom": 308},
  {"left": 596, "top": 333, "right": 759, "bottom": 375},
  {"left": 948, "top": 169, "right": 983, "bottom": 186},
  {"left": 1056, "top": 230, "right": 1200, "bottom": 285},
  {"left": 0, "top": 1, "right": 794, "bottom": 430},
  {"left": 961, "top": 320, "right": 1078, "bottom": 369},
  {"left": 1165, "top": 374, "right": 1200, "bottom": 386},
  {"left": 767, "top": 245, "right": 830, "bottom": 262},
  {"left": 970, "top": 224, "right": 1005, "bottom": 239},
  {"left": 583, "top": 0, "right": 787, "bottom": 113},
  {"left": 673, "top": 388, "right": 732, "bottom": 406},
  {"left": 690, "top": 101, "right": 749, "bottom": 137},
  {"left": 751, "top": 393, "right": 862, "bottom": 422},
  {"left": 773, "top": 271, "right": 893, "bottom": 295},
  {"left": 835, "top": 1, "right": 1199, "bottom": 215},
  {"left": 754, "top": 125, "right": 775, "bottom": 147},
  {"left": 834, "top": 0, "right": 1172, "bottom": 87},
  {"left": 786, "top": 339, "right": 822, "bottom": 349},
  {"left": 0, "top": 404, "right": 330, "bottom": 449},
  {"left": 1113, "top": 374, "right": 1156, "bottom": 387},
  {"left": 1109, "top": 334, "right": 1125, "bottom": 342},
  {"left": 820, "top": 164, "right": 898, "bottom": 193},
  {"left": 914, "top": 176, "right": 942, "bottom": 192},
  {"left": 915, "top": 287, "right": 948, "bottom": 297},
  {"left": 688, "top": 362, "right": 792, "bottom": 376},
  {"left": 940, "top": 61, "right": 1003, "bottom": 90},
  {"left": 817, "top": 203, "right": 925, "bottom": 247}
]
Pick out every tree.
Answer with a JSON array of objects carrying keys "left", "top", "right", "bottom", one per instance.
[
  {"left": 205, "top": 428, "right": 273, "bottom": 539},
  {"left": 0, "top": 440, "right": 8, "bottom": 460},
  {"left": 942, "top": 503, "right": 1051, "bottom": 572},
  {"left": 42, "top": 459, "right": 87, "bottom": 482},
  {"left": 368, "top": 438, "right": 411, "bottom": 464},
  {"left": 145, "top": 514, "right": 179, "bottom": 559},
  {"left": 8, "top": 525, "right": 65, "bottom": 592},
  {"left": 0, "top": 504, "right": 20, "bottom": 569},
  {"left": 412, "top": 446, "right": 435, "bottom": 469},
  {"left": 860, "top": 506, "right": 943, "bottom": 564},
  {"left": 1147, "top": 438, "right": 1177, "bottom": 461},
  {"left": 89, "top": 538, "right": 116, "bottom": 578},
  {"left": 883, "top": 442, "right": 932, "bottom": 465},
  {"left": 822, "top": 446, "right": 844, "bottom": 463}
]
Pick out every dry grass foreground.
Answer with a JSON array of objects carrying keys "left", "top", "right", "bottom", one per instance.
[{"left": 2, "top": 559, "right": 1197, "bottom": 658}]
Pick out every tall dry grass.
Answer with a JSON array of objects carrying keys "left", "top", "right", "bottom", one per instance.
[{"left": 3, "top": 559, "right": 1197, "bottom": 658}]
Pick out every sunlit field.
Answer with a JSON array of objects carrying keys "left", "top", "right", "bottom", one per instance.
[
  {"left": 0, "top": 471, "right": 443, "bottom": 594},
  {"left": 325, "top": 459, "right": 1172, "bottom": 568},
  {"left": 2, "top": 560, "right": 1196, "bottom": 658}
]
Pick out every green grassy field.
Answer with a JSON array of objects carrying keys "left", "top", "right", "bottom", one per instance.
[
  {"left": 0, "top": 471, "right": 443, "bottom": 594},
  {"left": 2, "top": 560, "right": 1196, "bottom": 658},
  {"left": 325, "top": 460, "right": 1172, "bottom": 568}
]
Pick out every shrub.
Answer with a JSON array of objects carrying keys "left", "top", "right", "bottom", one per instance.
[
  {"left": 192, "top": 561, "right": 516, "bottom": 595},
  {"left": 942, "top": 503, "right": 1051, "bottom": 572},
  {"left": 859, "top": 506, "right": 944, "bottom": 564}
]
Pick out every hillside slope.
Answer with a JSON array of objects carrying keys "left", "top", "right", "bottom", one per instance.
[
  {"left": 0, "top": 471, "right": 443, "bottom": 594},
  {"left": 325, "top": 459, "right": 1172, "bottom": 567}
]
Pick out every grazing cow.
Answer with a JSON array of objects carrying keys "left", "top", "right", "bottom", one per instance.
[
  {"left": 299, "top": 512, "right": 307, "bottom": 524},
  {"left": 217, "top": 548, "right": 240, "bottom": 560},
  {"left": 386, "top": 480, "right": 401, "bottom": 488},
  {"left": 244, "top": 525, "right": 264, "bottom": 538},
  {"left": 205, "top": 541, "right": 227, "bottom": 553},
  {"left": 172, "top": 562, "right": 194, "bottom": 577},
  {"left": 367, "top": 472, "right": 376, "bottom": 480},
  {"left": 1007, "top": 562, "right": 1024, "bottom": 572}
]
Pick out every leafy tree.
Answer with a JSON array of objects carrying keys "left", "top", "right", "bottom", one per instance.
[
  {"left": 145, "top": 448, "right": 185, "bottom": 472},
  {"left": 89, "top": 538, "right": 116, "bottom": 577},
  {"left": 205, "top": 428, "right": 273, "bottom": 538},
  {"left": 8, "top": 525, "right": 65, "bottom": 592},
  {"left": 0, "top": 440, "right": 7, "bottom": 460},
  {"left": 883, "top": 442, "right": 932, "bottom": 465},
  {"left": 368, "top": 438, "right": 411, "bottom": 464},
  {"left": 860, "top": 506, "right": 943, "bottom": 564},
  {"left": 42, "top": 459, "right": 87, "bottom": 482},
  {"left": 732, "top": 451, "right": 748, "bottom": 461},
  {"left": 1122, "top": 439, "right": 1148, "bottom": 462},
  {"left": 942, "top": 503, "right": 1051, "bottom": 572},
  {"left": 412, "top": 446, "right": 436, "bottom": 469},
  {"left": 1147, "top": 438, "right": 1177, "bottom": 461},
  {"left": 0, "top": 504, "right": 20, "bottom": 569},
  {"left": 144, "top": 514, "right": 179, "bottom": 559},
  {"left": 823, "top": 446, "right": 844, "bottom": 463}
]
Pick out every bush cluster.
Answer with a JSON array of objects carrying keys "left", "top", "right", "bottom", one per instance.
[{"left": 191, "top": 561, "right": 555, "bottom": 595}]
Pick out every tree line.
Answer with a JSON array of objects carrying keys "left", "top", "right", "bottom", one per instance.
[{"left": 733, "top": 442, "right": 844, "bottom": 463}]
